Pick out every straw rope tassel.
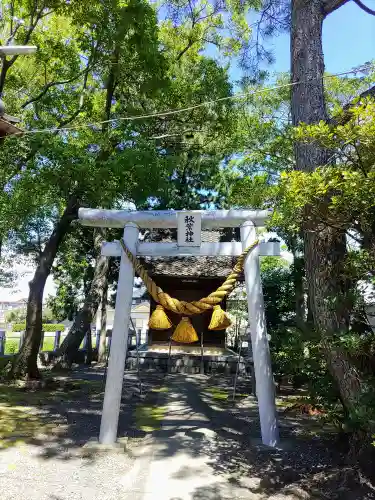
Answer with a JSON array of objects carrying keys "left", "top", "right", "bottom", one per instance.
[
  {"left": 149, "top": 305, "right": 172, "bottom": 330},
  {"left": 209, "top": 305, "right": 232, "bottom": 330},
  {"left": 119, "top": 238, "right": 259, "bottom": 316},
  {"left": 171, "top": 317, "right": 199, "bottom": 343}
]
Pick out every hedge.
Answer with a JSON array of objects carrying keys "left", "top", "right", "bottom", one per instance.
[{"left": 12, "top": 323, "right": 66, "bottom": 332}]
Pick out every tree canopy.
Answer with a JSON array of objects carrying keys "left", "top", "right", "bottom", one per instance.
[{"left": 1, "top": 0, "right": 375, "bottom": 463}]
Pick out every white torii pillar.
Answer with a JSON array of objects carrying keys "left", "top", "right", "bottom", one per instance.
[
  {"left": 99, "top": 222, "right": 139, "bottom": 444},
  {"left": 241, "top": 221, "right": 279, "bottom": 446}
]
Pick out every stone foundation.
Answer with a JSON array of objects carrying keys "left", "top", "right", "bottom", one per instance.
[{"left": 126, "top": 347, "right": 250, "bottom": 375}]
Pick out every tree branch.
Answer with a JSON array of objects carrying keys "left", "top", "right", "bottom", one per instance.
[
  {"left": 2, "top": 57, "right": 92, "bottom": 190},
  {"left": 352, "top": 0, "right": 375, "bottom": 15},
  {"left": 187, "top": 0, "right": 195, "bottom": 25},
  {"left": 102, "top": 46, "right": 120, "bottom": 132},
  {"left": 55, "top": 58, "right": 92, "bottom": 129},
  {"left": 322, "top": 0, "right": 349, "bottom": 16},
  {"left": 6, "top": 23, "right": 22, "bottom": 45},
  {"left": 176, "top": 39, "right": 195, "bottom": 61},
  {"left": 0, "top": 3, "right": 48, "bottom": 94},
  {"left": 10, "top": 0, "right": 15, "bottom": 35},
  {"left": 57, "top": 108, "right": 84, "bottom": 129},
  {"left": 331, "top": 84, "right": 375, "bottom": 125},
  {"left": 21, "top": 67, "right": 94, "bottom": 109}
]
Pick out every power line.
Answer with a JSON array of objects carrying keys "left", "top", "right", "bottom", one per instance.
[{"left": 7, "top": 64, "right": 375, "bottom": 138}]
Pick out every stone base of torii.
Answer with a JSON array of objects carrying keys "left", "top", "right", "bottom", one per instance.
[{"left": 78, "top": 208, "right": 279, "bottom": 447}]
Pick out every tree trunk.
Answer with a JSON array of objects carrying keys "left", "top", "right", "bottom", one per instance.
[
  {"left": 292, "top": 253, "right": 305, "bottom": 325},
  {"left": 10, "top": 196, "right": 78, "bottom": 379},
  {"left": 291, "top": 0, "right": 361, "bottom": 410},
  {"left": 57, "top": 228, "right": 109, "bottom": 366},
  {"left": 98, "top": 280, "right": 108, "bottom": 364},
  {"left": 361, "top": 209, "right": 375, "bottom": 272},
  {"left": 291, "top": 0, "right": 330, "bottom": 170},
  {"left": 0, "top": 59, "right": 11, "bottom": 96}
]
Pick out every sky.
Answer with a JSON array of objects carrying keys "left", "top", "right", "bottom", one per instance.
[
  {"left": 0, "top": 261, "right": 56, "bottom": 302},
  {"left": 0, "top": 1, "right": 374, "bottom": 303},
  {"left": 257, "top": 1, "right": 375, "bottom": 76}
]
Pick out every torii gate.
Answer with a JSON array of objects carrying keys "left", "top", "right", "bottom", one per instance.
[{"left": 79, "top": 208, "right": 279, "bottom": 447}]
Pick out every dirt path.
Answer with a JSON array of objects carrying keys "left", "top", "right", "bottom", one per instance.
[
  {"left": 134, "top": 374, "right": 261, "bottom": 499},
  {"left": 127, "top": 374, "right": 374, "bottom": 500},
  {"left": 0, "top": 368, "right": 374, "bottom": 499}
]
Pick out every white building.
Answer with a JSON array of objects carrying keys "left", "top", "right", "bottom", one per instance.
[
  {"left": 0, "top": 298, "right": 27, "bottom": 325},
  {"left": 94, "top": 301, "right": 150, "bottom": 338}
]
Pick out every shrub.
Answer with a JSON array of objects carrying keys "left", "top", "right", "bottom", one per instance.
[
  {"left": 5, "top": 340, "right": 19, "bottom": 354},
  {"left": 12, "top": 323, "right": 65, "bottom": 332},
  {"left": 42, "top": 324, "right": 66, "bottom": 332}
]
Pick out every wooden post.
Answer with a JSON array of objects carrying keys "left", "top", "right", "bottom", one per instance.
[
  {"left": 54, "top": 330, "right": 61, "bottom": 351},
  {"left": 241, "top": 221, "right": 279, "bottom": 447},
  {"left": 251, "top": 364, "right": 256, "bottom": 396},
  {"left": 19, "top": 330, "right": 25, "bottom": 350},
  {"left": 232, "top": 340, "right": 242, "bottom": 402},
  {"left": 0, "top": 330, "right": 5, "bottom": 355},
  {"left": 39, "top": 330, "right": 44, "bottom": 352},
  {"left": 200, "top": 331, "right": 204, "bottom": 375},
  {"left": 168, "top": 337, "right": 172, "bottom": 373},
  {"left": 82, "top": 331, "right": 89, "bottom": 350},
  {"left": 84, "top": 330, "right": 92, "bottom": 365},
  {"left": 99, "top": 223, "right": 139, "bottom": 445}
]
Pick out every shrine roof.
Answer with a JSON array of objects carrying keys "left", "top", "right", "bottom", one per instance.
[
  {"left": 143, "top": 255, "right": 238, "bottom": 278},
  {"left": 0, "top": 117, "right": 23, "bottom": 137},
  {"left": 141, "top": 228, "right": 244, "bottom": 279}
]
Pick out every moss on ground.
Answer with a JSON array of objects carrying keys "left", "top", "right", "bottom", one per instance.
[
  {"left": 204, "top": 387, "right": 228, "bottom": 400},
  {"left": 0, "top": 405, "right": 51, "bottom": 449},
  {"left": 203, "top": 386, "right": 248, "bottom": 403},
  {"left": 0, "top": 379, "right": 105, "bottom": 449},
  {"left": 151, "top": 386, "right": 169, "bottom": 393},
  {"left": 135, "top": 404, "right": 166, "bottom": 432}
]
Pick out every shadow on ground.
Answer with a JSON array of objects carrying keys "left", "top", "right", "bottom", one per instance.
[
  {"left": 1, "top": 369, "right": 374, "bottom": 499},
  {"left": 0, "top": 366, "right": 164, "bottom": 461},
  {"left": 141, "top": 374, "right": 375, "bottom": 500}
]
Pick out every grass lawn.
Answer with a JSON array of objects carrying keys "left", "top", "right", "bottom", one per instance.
[
  {"left": 3, "top": 334, "right": 98, "bottom": 355},
  {"left": 5, "top": 336, "right": 59, "bottom": 354}
]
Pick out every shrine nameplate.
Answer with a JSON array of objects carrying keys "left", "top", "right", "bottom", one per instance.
[{"left": 177, "top": 212, "right": 201, "bottom": 247}]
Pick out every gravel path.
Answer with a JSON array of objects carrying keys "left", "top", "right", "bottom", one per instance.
[
  {"left": 0, "top": 443, "right": 134, "bottom": 500},
  {"left": 0, "top": 368, "right": 374, "bottom": 499},
  {"left": 0, "top": 367, "right": 162, "bottom": 500}
]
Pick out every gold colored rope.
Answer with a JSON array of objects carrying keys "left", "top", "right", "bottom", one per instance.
[{"left": 119, "top": 238, "right": 259, "bottom": 316}]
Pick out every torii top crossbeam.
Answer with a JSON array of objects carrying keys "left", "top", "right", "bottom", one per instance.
[{"left": 78, "top": 208, "right": 271, "bottom": 229}]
